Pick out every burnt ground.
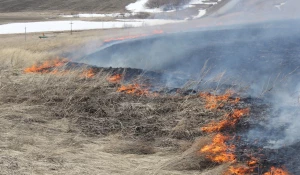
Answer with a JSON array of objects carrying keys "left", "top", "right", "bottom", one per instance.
[
  {"left": 0, "top": 68, "right": 232, "bottom": 174},
  {"left": 80, "top": 19, "right": 300, "bottom": 174},
  {"left": 4, "top": 58, "right": 294, "bottom": 174}
]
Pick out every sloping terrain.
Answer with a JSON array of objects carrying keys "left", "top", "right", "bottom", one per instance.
[
  {"left": 0, "top": 0, "right": 136, "bottom": 13},
  {"left": 0, "top": 29, "right": 230, "bottom": 175}
]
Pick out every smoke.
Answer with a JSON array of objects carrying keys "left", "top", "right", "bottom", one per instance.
[
  {"left": 75, "top": 0, "right": 300, "bottom": 172},
  {"left": 80, "top": 18, "right": 300, "bottom": 150}
]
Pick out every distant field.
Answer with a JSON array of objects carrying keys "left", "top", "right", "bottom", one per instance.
[{"left": 0, "top": 0, "right": 136, "bottom": 13}]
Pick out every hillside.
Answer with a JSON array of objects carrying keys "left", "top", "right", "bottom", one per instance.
[{"left": 0, "top": 0, "right": 136, "bottom": 13}]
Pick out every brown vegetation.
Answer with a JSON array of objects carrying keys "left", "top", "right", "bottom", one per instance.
[
  {"left": 0, "top": 30, "right": 232, "bottom": 174},
  {"left": 0, "top": 0, "right": 136, "bottom": 13},
  {"left": 146, "top": 0, "right": 191, "bottom": 9},
  {"left": 2, "top": 26, "right": 287, "bottom": 175}
]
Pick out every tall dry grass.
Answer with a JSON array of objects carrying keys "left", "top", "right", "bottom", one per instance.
[{"left": 0, "top": 28, "right": 228, "bottom": 174}]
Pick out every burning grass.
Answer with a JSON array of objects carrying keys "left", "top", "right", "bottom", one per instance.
[
  {"left": 0, "top": 59, "right": 294, "bottom": 174},
  {"left": 201, "top": 108, "right": 250, "bottom": 133},
  {"left": 24, "top": 58, "right": 68, "bottom": 73},
  {"left": 224, "top": 165, "right": 253, "bottom": 175},
  {"left": 24, "top": 58, "right": 96, "bottom": 78},
  {"left": 200, "top": 134, "right": 236, "bottom": 163},
  {"left": 263, "top": 167, "right": 290, "bottom": 175},
  {"left": 107, "top": 74, "right": 122, "bottom": 83},
  {"left": 81, "top": 68, "right": 95, "bottom": 78},
  {"left": 117, "top": 83, "right": 150, "bottom": 95},
  {"left": 198, "top": 90, "right": 291, "bottom": 175},
  {"left": 104, "top": 30, "right": 164, "bottom": 43},
  {"left": 199, "top": 90, "right": 240, "bottom": 110}
]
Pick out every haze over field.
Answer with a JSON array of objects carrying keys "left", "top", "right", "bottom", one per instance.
[{"left": 0, "top": 0, "right": 299, "bottom": 175}]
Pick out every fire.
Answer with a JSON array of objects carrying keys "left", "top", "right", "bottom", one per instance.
[
  {"left": 104, "top": 34, "right": 148, "bottom": 42},
  {"left": 104, "top": 30, "right": 164, "bottom": 43},
  {"left": 153, "top": 30, "right": 164, "bottom": 34},
  {"left": 107, "top": 74, "right": 122, "bottom": 83},
  {"left": 199, "top": 90, "right": 290, "bottom": 174},
  {"left": 247, "top": 157, "right": 258, "bottom": 167},
  {"left": 199, "top": 90, "right": 239, "bottom": 110},
  {"left": 230, "top": 108, "right": 250, "bottom": 119},
  {"left": 201, "top": 119, "right": 234, "bottom": 133},
  {"left": 81, "top": 68, "right": 95, "bottom": 78},
  {"left": 201, "top": 108, "right": 250, "bottom": 133},
  {"left": 263, "top": 167, "right": 290, "bottom": 175},
  {"left": 24, "top": 58, "right": 68, "bottom": 73},
  {"left": 200, "top": 134, "right": 236, "bottom": 163},
  {"left": 117, "top": 84, "right": 149, "bottom": 96},
  {"left": 224, "top": 166, "right": 252, "bottom": 175}
]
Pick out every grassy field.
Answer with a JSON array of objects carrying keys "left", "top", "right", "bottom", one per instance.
[
  {"left": 0, "top": 28, "right": 230, "bottom": 174},
  {"left": 0, "top": 0, "right": 137, "bottom": 13}
]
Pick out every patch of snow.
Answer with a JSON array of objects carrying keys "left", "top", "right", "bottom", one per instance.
[
  {"left": 0, "top": 20, "right": 182, "bottom": 35},
  {"left": 117, "top": 19, "right": 182, "bottom": 25},
  {"left": 126, "top": 0, "right": 163, "bottom": 13},
  {"left": 185, "top": 0, "right": 221, "bottom": 7},
  {"left": 61, "top": 13, "right": 137, "bottom": 18},
  {"left": 127, "top": 0, "right": 222, "bottom": 15},
  {"left": 193, "top": 9, "right": 207, "bottom": 19}
]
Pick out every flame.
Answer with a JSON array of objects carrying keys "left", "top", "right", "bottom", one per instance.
[
  {"left": 117, "top": 84, "right": 149, "bottom": 96},
  {"left": 199, "top": 90, "right": 239, "bottom": 110},
  {"left": 107, "top": 74, "right": 122, "bottom": 83},
  {"left": 24, "top": 58, "right": 68, "bottom": 73},
  {"left": 199, "top": 90, "right": 289, "bottom": 174},
  {"left": 153, "top": 30, "right": 164, "bottom": 34},
  {"left": 224, "top": 166, "right": 252, "bottom": 175},
  {"left": 104, "top": 30, "right": 164, "bottom": 43},
  {"left": 201, "top": 119, "right": 234, "bottom": 133},
  {"left": 201, "top": 108, "right": 250, "bottom": 133},
  {"left": 263, "top": 167, "right": 290, "bottom": 175},
  {"left": 104, "top": 34, "right": 148, "bottom": 42},
  {"left": 81, "top": 68, "right": 95, "bottom": 78},
  {"left": 247, "top": 157, "right": 258, "bottom": 167},
  {"left": 200, "top": 134, "right": 236, "bottom": 163}
]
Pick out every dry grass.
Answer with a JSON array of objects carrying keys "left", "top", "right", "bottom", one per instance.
[
  {"left": 0, "top": 28, "right": 226, "bottom": 174},
  {"left": 0, "top": 0, "right": 137, "bottom": 13},
  {"left": 146, "top": 0, "right": 191, "bottom": 9}
]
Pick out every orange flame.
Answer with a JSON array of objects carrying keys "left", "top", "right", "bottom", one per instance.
[
  {"left": 107, "top": 74, "right": 122, "bottom": 83},
  {"left": 104, "top": 30, "right": 164, "bottom": 43},
  {"left": 199, "top": 90, "right": 239, "bottom": 110},
  {"left": 200, "top": 134, "right": 235, "bottom": 163},
  {"left": 224, "top": 166, "right": 252, "bottom": 175},
  {"left": 81, "top": 68, "right": 95, "bottom": 78},
  {"left": 201, "top": 108, "right": 250, "bottom": 133},
  {"left": 153, "top": 30, "right": 164, "bottom": 34},
  {"left": 24, "top": 58, "right": 68, "bottom": 73},
  {"left": 247, "top": 157, "right": 258, "bottom": 167},
  {"left": 263, "top": 167, "right": 290, "bottom": 175},
  {"left": 104, "top": 34, "right": 148, "bottom": 42},
  {"left": 117, "top": 84, "right": 149, "bottom": 96}
]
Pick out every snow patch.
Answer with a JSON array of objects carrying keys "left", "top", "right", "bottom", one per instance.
[
  {"left": 126, "top": 0, "right": 222, "bottom": 14},
  {"left": 0, "top": 20, "right": 182, "bottom": 35},
  {"left": 193, "top": 9, "right": 207, "bottom": 19},
  {"left": 61, "top": 13, "right": 136, "bottom": 18},
  {"left": 126, "top": 0, "right": 163, "bottom": 13}
]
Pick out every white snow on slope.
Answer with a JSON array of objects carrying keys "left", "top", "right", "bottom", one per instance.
[
  {"left": 61, "top": 13, "right": 136, "bottom": 18},
  {"left": 193, "top": 9, "right": 207, "bottom": 19},
  {"left": 0, "top": 20, "right": 181, "bottom": 35},
  {"left": 126, "top": 0, "right": 223, "bottom": 13},
  {"left": 126, "top": 0, "right": 163, "bottom": 13}
]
